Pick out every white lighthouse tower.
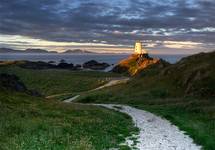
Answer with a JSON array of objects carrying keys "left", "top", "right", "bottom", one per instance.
[{"left": 134, "top": 41, "right": 147, "bottom": 55}]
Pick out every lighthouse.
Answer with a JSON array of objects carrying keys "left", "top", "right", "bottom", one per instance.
[{"left": 134, "top": 41, "right": 147, "bottom": 55}]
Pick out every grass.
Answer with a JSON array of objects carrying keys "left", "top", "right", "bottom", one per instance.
[
  {"left": 0, "top": 66, "right": 121, "bottom": 96},
  {"left": 0, "top": 90, "right": 138, "bottom": 150}
]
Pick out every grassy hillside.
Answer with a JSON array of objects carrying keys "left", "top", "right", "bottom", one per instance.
[
  {"left": 0, "top": 90, "right": 137, "bottom": 150},
  {"left": 78, "top": 51, "right": 215, "bottom": 150},
  {"left": 161, "top": 52, "right": 215, "bottom": 97},
  {"left": 0, "top": 64, "right": 137, "bottom": 149},
  {"left": 0, "top": 66, "right": 121, "bottom": 96}
]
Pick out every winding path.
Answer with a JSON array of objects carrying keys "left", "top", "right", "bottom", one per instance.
[{"left": 63, "top": 78, "right": 201, "bottom": 150}]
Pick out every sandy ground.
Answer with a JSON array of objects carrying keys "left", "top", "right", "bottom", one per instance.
[{"left": 63, "top": 78, "right": 201, "bottom": 150}]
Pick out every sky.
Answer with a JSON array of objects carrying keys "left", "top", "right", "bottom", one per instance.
[{"left": 0, "top": 0, "right": 215, "bottom": 54}]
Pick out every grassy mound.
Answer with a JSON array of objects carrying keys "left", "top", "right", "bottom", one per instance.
[{"left": 0, "top": 90, "right": 137, "bottom": 150}]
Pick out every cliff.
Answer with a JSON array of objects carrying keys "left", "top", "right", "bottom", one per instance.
[{"left": 112, "top": 54, "right": 169, "bottom": 76}]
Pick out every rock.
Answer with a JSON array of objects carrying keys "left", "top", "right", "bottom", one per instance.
[
  {"left": 0, "top": 73, "right": 42, "bottom": 97},
  {"left": 17, "top": 61, "right": 75, "bottom": 70},
  {"left": 111, "top": 65, "right": 129, "bottom": 74},
  {"left": 60, "top": 59, "right": 66, "bottom": 63},
  {"left": 57, "top": 62, "right": 74, "bottom": 69},
  {"left": 48, "top": 61, "right": 56, "bottom": 64},
  {"left": 83, "top": 60, "right": 110, "bottom": 70},
  {"left": 73, "top": 64, "right": 82, "bottom": 70},
  {"left": 0, "top": 73, "right": 27, "bottom": 92},
  {"left": 18, "top": 61, "right": 56, "bottom": 69}
]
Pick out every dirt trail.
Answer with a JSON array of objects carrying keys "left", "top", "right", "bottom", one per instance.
[{"left": 46, "top": 77, "right": 129, "bottom": 99}]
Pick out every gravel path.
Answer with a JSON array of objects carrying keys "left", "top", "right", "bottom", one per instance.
[
  {"left": 63, "top": 95, "right": 80, "bottom": 103},
  {"left": 90, "top": 77, "right": 129, "bottom": 91},
  {"left": 63, "top": 78, "right": 201, "bottom": 150},
  {"left": 98, "top": 104, "right": 201, "bottom": 150}
]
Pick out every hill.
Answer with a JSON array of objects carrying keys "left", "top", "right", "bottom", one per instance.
[
  {"left": 0, "top": 48, "right": 57, "bottom": 53},
  {"left": 62, "top": 49, "right": 96, "bottom": 54},
  {"left": 0, "top": 47, "right": 21, "bottom": 53},
  {"left": 160, "top": 51, "right": 215, "bottom": 97},
  {"left": 25, "top": 48, "right": 57, "bottom": 53}
]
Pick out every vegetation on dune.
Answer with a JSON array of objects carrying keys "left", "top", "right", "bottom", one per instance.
[
  {"left": 0, "top": 90, "right": 137, "bottom": 150},
  {"left": 79, "top": 51, "right": 215, "bottom": 150}
]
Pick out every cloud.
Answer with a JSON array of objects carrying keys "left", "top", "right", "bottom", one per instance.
[
  {"left": 163, "top": 41, "right": 203, "bottom": 49},
  {"left": 0, "top": 0, "right": 215, "bottom": 53}
]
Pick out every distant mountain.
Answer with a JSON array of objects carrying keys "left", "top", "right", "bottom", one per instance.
[
  {"left": 0, "top": 48, "right": 57, "bottom": 53},
  {"left": 25, "top": 49, "right": 57, "bottom": 53},
  {"left": 0, "top": 48, "right": 20, "bottom": 53},
  {"left": 0, "top": 47, "right": 96, "bottom": 54},
  {"left": 62, "top": 49, "right": 96, "bottom": 54}
]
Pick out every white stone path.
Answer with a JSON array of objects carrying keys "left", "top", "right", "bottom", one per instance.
[{"left": 63, "top": 78, "right": 201, "bottom": 150}]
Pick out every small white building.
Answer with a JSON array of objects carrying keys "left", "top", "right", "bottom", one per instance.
[{"left": 134, "top": 41, "right": 147, "bottom": 54}]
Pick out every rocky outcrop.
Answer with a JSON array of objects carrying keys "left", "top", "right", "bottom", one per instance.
[
  {"left": 112, "top": 54, "right": 168, "bottom": 76},
  {"left": 83, "top": 60, "right": 110, "bottom": 70},
  {"left": 0, "top": 73, "right": 41, "bottom": 96},
  {"left": 18, "top": 61, "right": 56, "bottom": 69},
  {"left": 10, "top": 61, "right": 75, "bottom": 70},
  {"left": 0, "top": 73, "right": 27, "bottom": 92},
  {"left": 1, "top": 60, "right": 109, "bottom": 71},
  {"left": 57, "top": 62, "right": 74, "bottom": 69}
]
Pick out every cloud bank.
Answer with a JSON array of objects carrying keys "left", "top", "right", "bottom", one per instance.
[{"left": 0, "top": 0, "right": 215, "bottom": 54}]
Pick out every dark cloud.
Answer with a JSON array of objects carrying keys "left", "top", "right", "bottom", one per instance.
[{"left": 0, "top": 0, "right": 215, "bottom": 47}]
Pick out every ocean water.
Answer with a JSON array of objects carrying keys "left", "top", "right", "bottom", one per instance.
[{"left": 0, "top": 53, "right": 187, "bottom": 65}]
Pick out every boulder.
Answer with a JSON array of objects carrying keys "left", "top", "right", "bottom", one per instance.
[
  {"left": 57, "top": 62, "right": 74, "bottom": 69},
  {"left": 83, "top": 60, "right": 110, "bottom": 70},
  {"left": 0, "top": 73, "right": 27, "bottom": 92}
]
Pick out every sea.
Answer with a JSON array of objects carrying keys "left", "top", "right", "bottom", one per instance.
[{"left": 0, "top": 53, "right": 187, "bottom": 65}]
